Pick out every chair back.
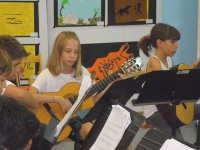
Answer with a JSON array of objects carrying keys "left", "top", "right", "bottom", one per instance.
[{"left": 20, "top": 53, "right": 43, "bottom": 86}]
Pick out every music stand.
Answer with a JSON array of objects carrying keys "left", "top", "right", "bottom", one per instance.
[
  {"left": 135, "top": 129, "right": 200, "bottom": 150},
  {"left": 36, "top": 117, "right": 82, "bottom": 150},
  {"left": 134, "top": 69, "right": 200, "bottom": 136},
  {"left": 80, "top": 74, "right": 145, "bottom": 124},
  {"left": 80, "top": 99, "right": 145, "bottom": 150}
]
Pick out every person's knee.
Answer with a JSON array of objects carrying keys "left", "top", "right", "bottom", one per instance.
[
  {"left": 79, "top": 122, "right": 93, "bottom": 140},
  {"left": 127, "top": 145, "right": 132, "bottom": 150}
]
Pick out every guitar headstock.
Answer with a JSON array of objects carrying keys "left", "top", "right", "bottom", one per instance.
[{"left": 122, "top": 57, "right": 144, "bottom": 75}]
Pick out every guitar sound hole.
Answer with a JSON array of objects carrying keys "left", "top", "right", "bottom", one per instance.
[{"left": 68, "top": 97, "right": 76, "bottom": 104}]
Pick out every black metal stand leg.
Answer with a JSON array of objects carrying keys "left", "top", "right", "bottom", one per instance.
[
  {"left": 169, "top": 90, "right": 180, "bottom": 137},
  {"left": 172, "top": 104, "right": 176, "bottom": 137},
  {"left": 70, "top": 118, "right": 82, "bottom": 150}
]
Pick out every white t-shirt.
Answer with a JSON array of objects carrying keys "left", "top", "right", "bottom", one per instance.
[
  {"left": 1, "top": 80, "right": 15, "bottom": 95},
  {"left": 31, "top": 66, "right": 91, "bottom": 93},
  {"left": 143, "top": 55, "right": 173, "bottom": 118}
]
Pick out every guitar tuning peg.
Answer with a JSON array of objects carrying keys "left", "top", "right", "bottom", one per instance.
[{"left": 95, "top": 77, "right": 100, "bottom": 81}]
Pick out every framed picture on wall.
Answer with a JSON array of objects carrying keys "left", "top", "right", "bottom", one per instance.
[
  {"left": 108, "top": 0, "right": 156, "bottom": 26},
  {"left": 0, "top": 1, "right": 39, "bottom": 37},
  {"left": 53, "top": 0, "right": 105, "bottom": 27}
]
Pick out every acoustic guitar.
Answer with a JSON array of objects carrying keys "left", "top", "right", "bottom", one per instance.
[
  {"left": 156, "top": 63, "right": 197, "bottom": 128},
  {"left": 36, "top": 57, "right": 144, "bottom": 142}
]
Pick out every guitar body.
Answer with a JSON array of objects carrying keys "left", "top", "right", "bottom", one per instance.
[
  {"left": 157, "top": 103, "right": 194, "bottom": 128},
  {"left": 157, "top": 63, "right": 194, "bottom": 127},
  {"left": 36, "top": 82, "right": 94, "bottom": 142}
]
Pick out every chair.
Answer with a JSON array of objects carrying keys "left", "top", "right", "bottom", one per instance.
[{"left": 20, "top": 53, "right": 43, "bottom": 86}]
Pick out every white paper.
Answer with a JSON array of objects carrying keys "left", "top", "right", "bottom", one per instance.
[
  {"left": 146, "top": 19, "right": 153, "bottom": 23},
  {"left": 160, "top": 138, "right": 195, "bottom": 150},
  {"left": 54, "top": 76, "right": 91, "bottom": 137},
  {"left": 90, "top": 105, "right": 131, "bottom": 150}
]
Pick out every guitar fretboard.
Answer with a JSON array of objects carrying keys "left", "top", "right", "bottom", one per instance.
[{"left": 84, "top": 69, "right": 125, "bottom": 100}]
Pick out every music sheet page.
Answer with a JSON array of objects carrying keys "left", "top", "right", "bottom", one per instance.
[
  {"left": 54, "top": 76, "right": 92, "bottom": 137},
  {"left": 90, "top": 105, "right": 131, "bottom": 150},
  {"left": 160, "top": 138, "right": 195, "bottom": 150}
]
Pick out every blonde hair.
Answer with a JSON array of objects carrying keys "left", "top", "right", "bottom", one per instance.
[
  {"left": 47, "top": 31, "right": 83, "bottom": 79},
  {"left": 0, "top": 49, "right": 12, "bottom": 76}
]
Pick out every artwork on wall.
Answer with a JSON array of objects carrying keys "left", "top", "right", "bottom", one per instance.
[
  {"left": 54, "top": 0, "right": 105, "bottom": 27},
  {"left": 19, "top": 44, "right": 39, "bottom": 88},
  {"left": 0, "top": 1, "right": 39, "bottom": 37},
  {"left": 108, "top": 0, "right": 156, "bottom": 26},
  {"left": 20, "top": 44, "right": 39, "bottom": 79},
  {"left": 81, "top": 42, "right": 139, "bottom": 82}
]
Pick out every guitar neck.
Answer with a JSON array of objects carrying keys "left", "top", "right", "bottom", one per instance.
[
  {"left": 195, "top": 62, "right": 200, "bottom": 69},
  {"left": 71, "top": 57, "right": 143, "bottom": 102},
  {"left": 84, "top": 68, "right": 125, "bottom": 99}
]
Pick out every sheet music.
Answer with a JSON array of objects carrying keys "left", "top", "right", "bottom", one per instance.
[
  {"left": 160, "top": 138, "right": 195, "bottom": 150},
  {"left": 54, "top": 76, "right": 92, "bottom": 137},
  {"left": 90, "top": 105, "right": 131, "bottom": 150}
]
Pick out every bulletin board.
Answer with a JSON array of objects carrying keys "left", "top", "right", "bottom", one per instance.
[{"left": 0, "top": 1, "right": 39, "bottom": 37}]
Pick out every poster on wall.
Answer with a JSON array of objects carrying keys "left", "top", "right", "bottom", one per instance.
[
  {"left": 81, "top": 42, "right": 140, "bottom": 82},
  {"left": 20, "top": 44, "right": 39, "bottom": 86},
  {"left": 0, "top": 1, "right": 39, "bottom": 37},
  {"left": 108, "top": 0, "right": 156, "bottom": 26},
  {"left": 54, "top": 0, "right": 105, "bottom": 27}
]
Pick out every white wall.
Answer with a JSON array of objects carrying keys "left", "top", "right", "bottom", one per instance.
[{"left": 47, "top": 0, "right": 162, "bottom": 69}]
